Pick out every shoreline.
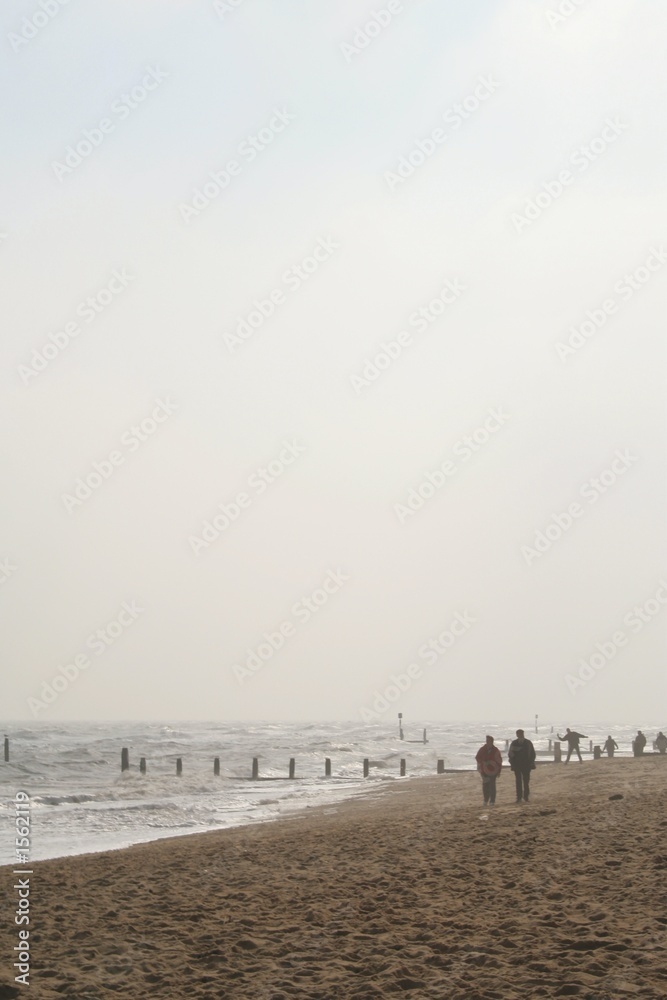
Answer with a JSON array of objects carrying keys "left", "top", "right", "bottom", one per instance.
[
  {"left": 1, "top": 745, "right": 660, "bottom": 869},
  {"left": 0, "top": 754, "right": 659, "bottom": 866},
  {"left": 4, "top": 774, "right": 390, "bottom": 866},
  {"left": 1, "top": 720, "right": 657, "bottom": 868},
  {"left": 3, "top": 757, "right": 666, "bottom": 998}
]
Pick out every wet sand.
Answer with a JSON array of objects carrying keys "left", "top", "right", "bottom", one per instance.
[{"left": 2, "top": 757, "right": 666, "bottom": 999}]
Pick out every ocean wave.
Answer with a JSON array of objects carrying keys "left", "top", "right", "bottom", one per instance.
[
  {"left": 91, "top": 801, "right": 182, "bottom": 814},
  {"left": 33, "top": 793, "right": 99, "bottom": 806}
]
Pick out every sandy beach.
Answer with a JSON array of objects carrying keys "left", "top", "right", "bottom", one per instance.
[{"left": 2, "top": 757, "right": 666, "bottom": 999}]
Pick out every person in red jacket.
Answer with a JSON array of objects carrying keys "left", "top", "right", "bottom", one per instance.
[{"left": 475, "top": 735, "right": 502, "bottom": 806}]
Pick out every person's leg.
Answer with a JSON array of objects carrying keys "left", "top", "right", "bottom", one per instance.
[
  {"left": 523, "top": 769, "right": 531, "bottom": 801},
  {"left": 576, "top": 746, "right": 582, "bottom": 762},
  {"left": 482, "top": 777, "right": 489, "bottom": 804},
  {"left": 564, "top": 747, "right": 571, "bottom": 763},
  {"left": 514, "top": 769, "right": 522, "bottom": 801},
  {"left": 489, "top": 775, "right": 496, "bottom": 805}
]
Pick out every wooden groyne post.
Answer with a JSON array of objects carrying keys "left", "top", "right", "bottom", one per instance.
[
  {"left": 121, "top": 748, "right": 129, "bottom": 772},
  {"left": 363, "top": 758, "right": 369, "bottom": 777},
  {"left": 4, "top": 736, "right": 8, "bottom": 762},
  {"left": 325, "top": 757, "right": 331, "bottom": 777},
  {"left": 289, "top": 758, "right": 296, "bottom": 779},
  {"left": 400, "top": 758, "right": 406, "bottom": 776},
  {"left": 214, "top": 757, "right": 220, "bottom": 776},
  {"left": 176, "top": 757, "right": 182, "bottom": 776},
  {"left": 252, "top": 757, "right": 259, "bottom": 780},
  {"left": 554, "top": 742, "right": 562, "bottom": 763},
  {"left": 139, "top": 757, "right": 146, "bottom": 774},
  {"left": 437, "top": 759, "right": 445, "bottom": 774},
  {"left": 593, "top": 745, "right": 601, "bottom": 759},
  {"left": 398, "top": 713, "right": 404, "bottom": 740}
]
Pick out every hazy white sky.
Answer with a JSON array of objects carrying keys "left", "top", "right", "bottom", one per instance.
[{"left": 2, "top": 0, "right": 665, "bottom": 723}]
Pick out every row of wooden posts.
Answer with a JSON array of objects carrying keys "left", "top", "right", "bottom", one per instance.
[
  {"left": 120, "top": 748, "right": 449, "bottom": 778},
  {"left": 121, "top": 748, "right": 617, "bottom": 776},
  {"left": 0, "top": 736, "right": 620, "bottom": 773},
  {"left": 121, "top": 745, "right": 606, "bottom": 776}
]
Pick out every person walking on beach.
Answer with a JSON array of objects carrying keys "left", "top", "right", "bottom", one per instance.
[
  {"left": 508, "top": 729, "right": 536, "bottom": 803},
  {"left": 475, "top": 735, "right": 502, "bottom": 806},
  {"left": 632, "top": 730, "right": 647, "bottom": 756},
  {"left": 603, "top": 735, "right": 619, "bottom": 758},
  {"left": 557, "top": 727, "right": 587, "bottom": 763},
  {"left": 655, "top": 731, "right": 667, "bottom": 754}
]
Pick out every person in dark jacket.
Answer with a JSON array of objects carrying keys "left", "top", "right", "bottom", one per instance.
[
  {"left": 557, "top": 727, "right": 587, "bottom": 763},
  {"left": 655, "top": 731, "right": 667, "bottom": 754},
  {"left": 603, "top": 735, "right": 619, "bottom": 757},
  {"left": 508, "top": 729, "right": 536, "bottom": 803},
  {"left": 632, "top": 731, "right": 647, "bottom": 756},
  {"left": 475, "top": 735, "right": 502, "bottom": 806}
]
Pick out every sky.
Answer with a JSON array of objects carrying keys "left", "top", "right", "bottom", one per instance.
[{"left": 1, "top": 0, "right": 666, "bottom": 723}]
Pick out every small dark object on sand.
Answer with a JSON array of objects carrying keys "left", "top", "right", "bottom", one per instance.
[{"left": 609, "top": 793, "right": 624, "bottom": 800}]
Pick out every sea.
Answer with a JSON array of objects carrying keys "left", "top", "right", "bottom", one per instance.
[{"left": 0, "top": 720, "right": 657, "bottom": 864}]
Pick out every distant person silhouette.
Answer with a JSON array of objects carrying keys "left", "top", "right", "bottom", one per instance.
[
  {"left": 603, "top": 735, "right": 619, "bottom": 758},
  {"left": 557, "top": 727, "right": 587, "bottom": 763},
  {"left": 508, "top": 729, "right": 536, "bottom": 803},
  {"left": 655, "top": 732, "right": 667, "bottom": 754},
  {"left": 632, "top": 730, "right": 647, "bottom": 756},
  {"left": 475, "top": 735, "right": 502, "bottom": 806}
]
